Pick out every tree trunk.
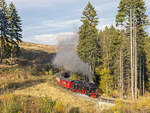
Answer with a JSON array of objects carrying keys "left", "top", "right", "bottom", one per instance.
[
  {"left": 120, "top": 50, "right": 123, "bottom": 98},
  {"left": 134, "top": 8, "right": 138, "bottom": 99},
  {"left": 0, "top": 39, "right": 3, "bottom": 64},
  {"left": 139, "top": 56, "right": 142, "bottom": 95},
  {"left": 0, "top": 47, "right": 2, "bottom": 63},
  {"left": 120, "top": 51, "right": 122, "bottom": 98},
  {"left": 142, "top": 58, "right": 145, "bottom": 96},
  {"left": 89, "top": 65, "right": 93, "bottom": 83},
  {"left": 11, "top": 48, "right": 13, "bottom": 65},
  {"left": 130, "top": 8, "right": 135, "bottom": 101},
  {"left": 121, "top": 53, "right": 124, "bottom": 98}
]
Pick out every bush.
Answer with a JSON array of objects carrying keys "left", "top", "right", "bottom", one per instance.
[
  {"left": 39, "top": 96, "right": 55, "bottom": 113},
  {"left": 69, "top": 107, "right": 80, "bottom": 113},
  {"left": 49, "top": 69, "right": 53, "bottom": 76},
  {"left": 53, "top": 100, "right": 65, "bottom": 113}
]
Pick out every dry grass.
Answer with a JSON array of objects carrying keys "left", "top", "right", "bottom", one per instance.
[
  {"left": 13, "top": 76, "right": 97, "bottom": 113},
  {"left": 0, "top": 94, "right": 77, "bottom": 113},
  {"left": 0, "top": 41, "right": 57, "bottom": 83},
  {"left": 19, "top": 42, "right": 57, "bottom": 53},
  {"left": 0, "top": 75, "right": 48, "bottom": 95},
  {"left": 102, "top": 97, "right": 150, "bottom": 113},
  {"left": 0, "top": 74, "right": 98, "bottom": 113}
]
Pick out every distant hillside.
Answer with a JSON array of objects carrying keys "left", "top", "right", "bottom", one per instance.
[
  {"left": 0, "top": 42, "right": 57, "bottom": 80},
  {"left": 17, "top": 42, "right": 57, "bottom": 66},
  {"left": 20, "top": 42, "right": 57, "bottom": 53}
]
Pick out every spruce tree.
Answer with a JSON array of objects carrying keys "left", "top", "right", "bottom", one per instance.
[
  {"left": 0, "top": 0, "right": 10, "bottom": 62},
  {"left": 8, "top": 2, "right": 22, "bottom": 60},
  {"left": 77, "top": 2, "right": 100, "bottom": 82},
  {"left": 116, "top": 0, "right": 149, "bottom": 51},
  {"left": 8, "top": 2, "right": 22, "bottom": 42},
  {"left": 0, "top": 0, "right": 22, "bottom": 63},
  {"left": 0, "top": 8, "right": 8, "bottom": 62}
]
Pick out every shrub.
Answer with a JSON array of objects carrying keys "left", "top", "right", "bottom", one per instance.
[
  {"left": 69, "top": 107, "right": 80, "bottom": 113},
  {"left": 53, "top": 100, "right": 65, "bottom": 113},
  {"left": 38, "top": 96, "right": 55, "bottom": 113},
  {"left": 49, "top": 69, "right": 53, "bottom": 76}
]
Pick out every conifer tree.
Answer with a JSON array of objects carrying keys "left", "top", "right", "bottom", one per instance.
[
  {"left": 116, "top": 0, "right": 149, "bottom": 51},
  {"left": 77, "top": 2, "right": 100, "bottom": 82},
  {"left": 8, "top": 2, "right": 22, "bottom": 59},
  {"left": 0, "top": 8, "right": 8, "bottom": 62},
  {"left": 8, "top": 2, "right": 22, "bottom": 42},
  {"left": 0, "top": 0, "right": 22, "bottom": 63}
]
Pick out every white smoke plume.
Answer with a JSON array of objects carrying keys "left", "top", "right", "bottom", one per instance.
[{"left": 53, "top": 33, "right": 92, "bottom": 81}]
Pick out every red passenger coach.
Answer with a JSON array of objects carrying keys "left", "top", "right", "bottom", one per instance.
[
  {"left": 56, "top": 72, "right": 98, "bottom": 98},
  {"left": 56, "top": 77, "right": 74, "bottom": 88},
  {"left": 56, "top": 72, "right": 74, "bottom": 89}
]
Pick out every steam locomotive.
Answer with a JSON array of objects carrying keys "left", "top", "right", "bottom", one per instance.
[{"left": 56, "top": 72, "right": 98, "bottom": 98}]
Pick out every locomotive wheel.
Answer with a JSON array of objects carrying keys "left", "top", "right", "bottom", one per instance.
[
  {"left": 71, "top": 87, "right": 74, "bottom": 90},
  {"left": 71, "top": 85, "right": 76, "bottom": 91}
]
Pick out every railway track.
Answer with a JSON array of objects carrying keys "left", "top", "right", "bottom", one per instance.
[
  {"left": 98, "top": 97, "right": 115, "bottom": 104},
  {"left": 76, "top": 93, "right": 115, "bottom": 105}
]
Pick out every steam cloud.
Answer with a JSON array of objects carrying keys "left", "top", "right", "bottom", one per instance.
[{"left": 53, "top": 33, "right": 92, "bottom": 81}]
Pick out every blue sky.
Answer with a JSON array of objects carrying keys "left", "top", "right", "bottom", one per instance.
[{"left": 6, "top": 0, "right": 150, "bottom": 45}]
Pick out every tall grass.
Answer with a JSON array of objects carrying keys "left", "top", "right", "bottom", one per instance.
[
  {"left": 102, "top": 98, "right": 150, "bottom": 113},
  {"left": 0, "top": 94, "right": 23, "bottom": 113},
  {"left": 0, "top": 94, "right": 83, "bottom": 113}
]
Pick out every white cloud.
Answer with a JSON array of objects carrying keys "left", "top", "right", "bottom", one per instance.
[
  {"left": 23, "top": 17, "right": 116, "bottom": 44},
  {"left": 24, "top": 32, "right": 77, "bottom": 45},
  {"left": 145, "top": 0, "right": 150, "bottom": 7},
  {"left": 23, "top": 19, "right": 80, "bottom": 33}
]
